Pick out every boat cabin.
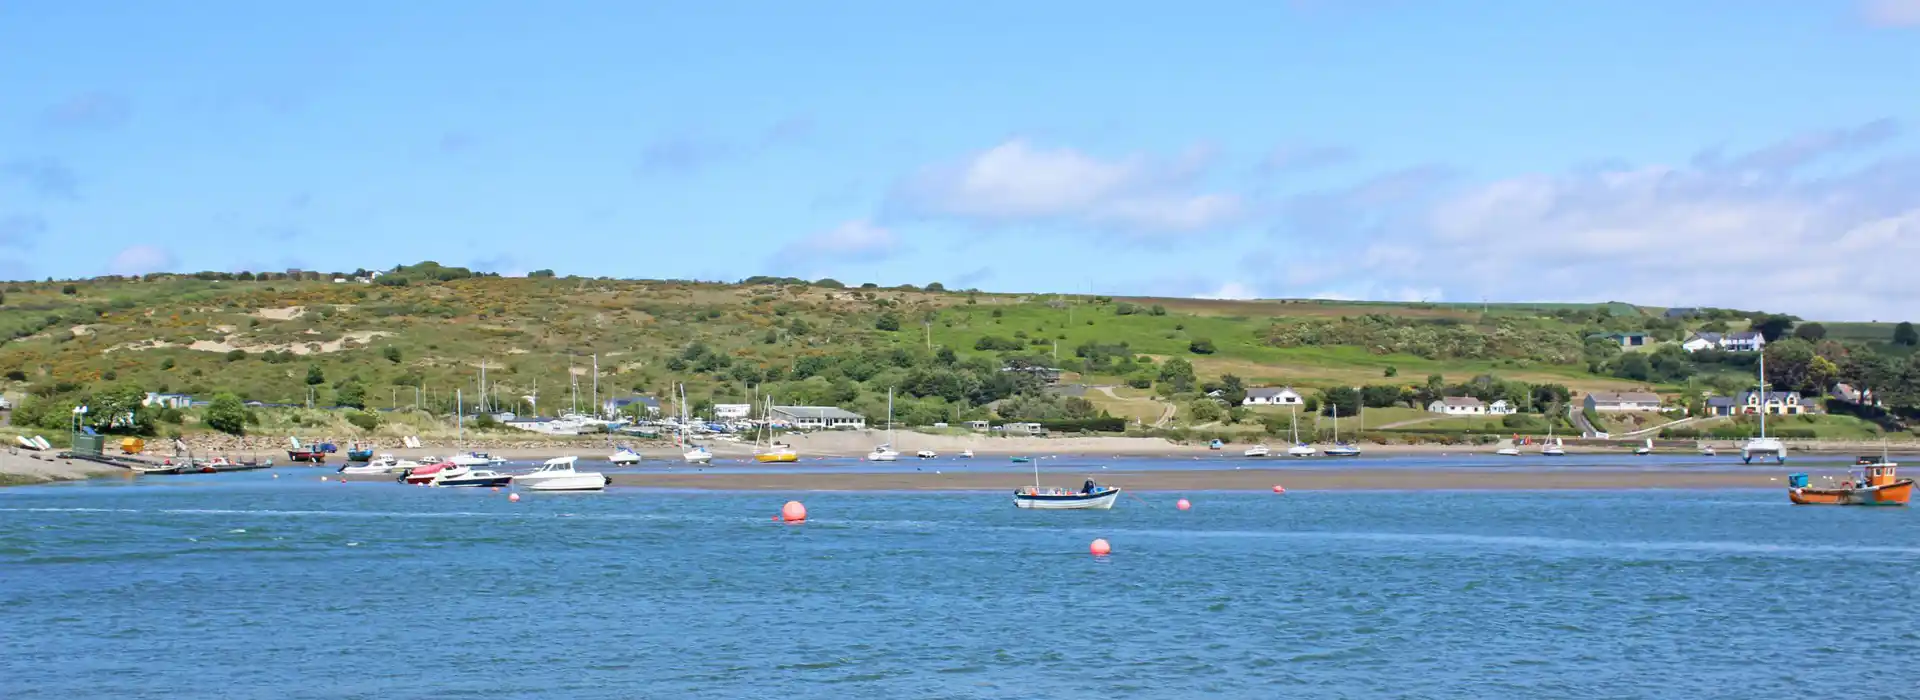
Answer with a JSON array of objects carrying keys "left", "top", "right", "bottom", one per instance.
[{"left": 1854, "top": 458, "right": 1900, "bottom": 487}]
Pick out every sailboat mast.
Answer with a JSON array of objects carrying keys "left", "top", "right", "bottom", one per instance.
[
  {"left": 1758, "top": 351, "right": 1768, "bottom": 439},
  {"left": 592, "top": 354, "right": 600, "bottom": 419}
]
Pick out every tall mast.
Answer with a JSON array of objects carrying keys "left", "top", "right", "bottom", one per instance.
[
  {"left": 1758, "top": 351, "right": 1768, "bottom": 439},
  {"left": 591, "top": 354, "right": 600, "bottom": 418}
]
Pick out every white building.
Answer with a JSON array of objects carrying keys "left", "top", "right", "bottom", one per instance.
[
  {"left": 1428, "top": 396, "right": 1486, "bottom": 415},
  {"left": 714, "top": 403, "right": 752, "bottom": 419},
  {"left": 769, "top": 406, "right": 866, "bottom": 430},
  {"left": 143, "top": 392, "right": 194, "bottom": 409},
  {"left": 1242, "top": 387, "right": 1303, "bottom": 406},
  {"left": 1488, "top": 399, "right": 1516, "bottom": 415},
  {"left": 1584, "top": 391, "right": 1662, "bottom": 413}
]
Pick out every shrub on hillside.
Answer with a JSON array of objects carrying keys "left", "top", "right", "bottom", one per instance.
[
  {"left": 204, "top": 394, "right": 248, "bottom": 435},
  {"left": 345, "top": 410, "right": 380, "bottom": 431}
]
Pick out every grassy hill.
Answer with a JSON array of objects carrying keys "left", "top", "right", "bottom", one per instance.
[{"left": 1, "top": 264, "right": 1908, "bottom": 441}]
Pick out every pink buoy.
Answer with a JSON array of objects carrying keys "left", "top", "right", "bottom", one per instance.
[
  {"left": 781, "top": 501, "right": 807, "bottom": 523},
  {"left": 1272, "top": 485, "right": 1286, "bottom": 494},
  {"left": 1089, "top": 538, "right": 1112, "bottom": 556},
  {"left": 1176, "top": 498, "right": 1191, "bottom": 511},
  {"left": 508, "top": 493, "right": 521, "bottom": 502}
]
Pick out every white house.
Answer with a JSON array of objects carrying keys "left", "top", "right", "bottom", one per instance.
[
  {"left": 603, "top": 396, "right": 661, "bottom": 416},
  {"left": 1428, "top": 396, "right": 1486, "bottom": 415},
  {"left": 1737, "top": 390, "right": 1806, "bottom": 415},
  {"left": 769, "top": 406, "right": 866, "bottom": 430},
  {"left": 143, "top": 392, "right": 194, "bottom": 409},
  {"left": 1682, "top": 332, "right": 1723, "bottom": 353},
  {"left": 1242, "top": 387, "right": 1303, "bottom": 406},
  {"left": 1721, "top": 331, "right": 1766, "bottom": 352},
  {"left": 713, "top": 403, "right": 752, "bottom": 419},
  {"left": 1584, "top": 391, "right": 1662, "bottom": 412},
  {"left": 1488, "top": 399, "right": 1516, "bottom": 415}
]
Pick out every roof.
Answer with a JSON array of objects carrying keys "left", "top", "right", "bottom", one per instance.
[
  {"left": 1246, "top": 386, "right": 1298, "bottom": 398},
  {"left": 1587, "top": 391, "right": 1661, "bottom": 404},
  {"left": 1739, "top": 390, "right": 1800, "bottom": 402},
  {"left": 1438, "top": 396, "right": 1484, "bottom": 407},
  {"left": 1687, "top": 332, "right": 1724, "bottom": 343},
  {"left": 770, "top": 405, "right": 865, "bottom": 420},
  {"left": 1725, "top": 330, "right": 1764, "bottom": 341},
  {"left": 1706, "top": 396, "right": 1738, "bottom": 407}
]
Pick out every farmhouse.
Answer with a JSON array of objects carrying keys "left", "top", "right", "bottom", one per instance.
[
  {"left": 1428, "top": 396, "right": 1486, "bottom": 415},
  {"left": 1242, "top": 387, "right": 1303, "bottom": 407},
  {"left": 1584, "top": 391, "right": 1662, "bottom": 413}
]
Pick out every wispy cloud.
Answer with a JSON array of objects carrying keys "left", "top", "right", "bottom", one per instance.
[
  {"left": 108, "top": 244, "right": 177, "bottom": 276},
  {"left": 40, "top": 92, "right": 132, "bottom": 130},
  {"left": 1862, "top": 0, "right": 1920, "bottom": 26},
  {"left": 776, "top": 220, "right": 901, "bottom": 263},
  {"left": 885, "top": 140, "right": 1243, "bottom": 236},
  {"left": 2, "top": 158, "right": 80, "bottom": 198}
]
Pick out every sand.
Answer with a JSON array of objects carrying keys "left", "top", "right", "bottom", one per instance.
[
  {"left": 592, "top": 468, "right": 1779, "bottom": 492},
  {"left": 0, "top": 449, "right": 126, "bottom": 486}
]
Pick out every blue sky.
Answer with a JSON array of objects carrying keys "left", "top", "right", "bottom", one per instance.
[{"left": 3, "top": 0, "right": 1918, "bottom": 319}]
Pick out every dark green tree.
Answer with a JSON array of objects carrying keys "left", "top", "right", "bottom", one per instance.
[
  {"left": 305, "top": 364, "right": 325, "bottom": 385},
  {"left": 1794, "top": 323, "right": 1827, "bottom": 341},
  {"left": 1894, "top": 322, "right": 1918, "bottom": 347},
  {"left": 204, "top": 393, "right": 248, "bottom": 435}
]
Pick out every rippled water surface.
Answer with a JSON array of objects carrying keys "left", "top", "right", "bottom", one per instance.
[{"left": 4, "top": 471, "right": 1917, "bottom": 698}]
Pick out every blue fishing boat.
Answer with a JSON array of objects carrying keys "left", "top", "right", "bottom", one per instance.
[{"left": 1010, "top": 456, "right": 1032, "bottom": 464}]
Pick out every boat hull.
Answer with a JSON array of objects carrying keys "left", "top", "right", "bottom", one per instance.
[
  {"left": 683, "top": 451, "right": 713, "bottom": 464},
  {"left": 521, "top": 474, "right": 610, "bottom": 491},
  {"left": 867, "top": 453, "right": 898, "bottom": 462},
  {"left": 609, "top": 455, "right": 642, "bottom": 465},
  {"left": 755, "top": 453, "right": 799, "bottom": 463},
  {"left": 1323, "top": 447, "right": 1361, "bottom": 458},
  {"left": 1789, "top": 480, "right": 1912, "bottom": 506},
  {"left": 287, "top": 451, "right": 327, "bottom": 464},
  {"left": 1013, "top": 489, "right": 1121, "bottom": 510},
  {"left": 434, "top": 474, "right": 514, "bottom": 488},
  {"left": 346, "top": 450, "right": 374, "bottom": 462}
]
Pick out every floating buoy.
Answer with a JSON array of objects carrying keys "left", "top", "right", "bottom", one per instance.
[
  {"left": 1272, "top": 485, "right": 1286, "bottom": 494},
  {"left": 509, "top": 493, "right": 521, "bottom": 502},
  {"left": 491, "top": 487, "right": 500, "bottom": 492},
  {"left": 1089, "top": 538, "right": 1112, "bottom": 556},
  {"left": 1176, "top": 498, "right": 1191, "bottom": 511},
  {"left": 273, "top": 474, "right": 280, "bottom": 479},
  {"left": 319, "top": 476, "right": 328, "bottom": 482},
  {"left": 782, "top": 500, "right": 807, "bottom": 523}
]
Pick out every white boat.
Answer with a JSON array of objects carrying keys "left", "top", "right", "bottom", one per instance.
[
  {"left": 1700, "top": 444, "right": 1717, "bottom": 457},
  {"left": 1543, "top": 438, "right": 1566, "bottom": 457},
  {"left": 1243, "top": 444, "right": 1270, "bottom": 458},
  {"left": 1634, "top": 438, "right": 1653, "bottom": 456},
  {"left": 450, "top": 452, "right": 494, "bottom": 468},
  {"left": 513, "top": 456, "right": 609, "bottom": 491},
  {"left": 1741, "top": 353, "right": 1788, "bottom": 465},
  {"left": 867, "top": 388, "right": 900, "bottom": 461},
  {"left": 751, "top": 394, "right": 800, "bottom": 463},
  {"left": 1285, "top": 406, "right": 1315, "bottom": 457},
  {"left": 960, "top": 449, "right": 974, "bottom": 459},
  {"left": 340, "top": 455, "right": 417, "bottom": 475},
  {"left": 1322, "top": 404, "right": 1361, "bottom": 457},
  {"left": 673, "top": 383, "right": 713, "bottom": 464},
  {"left": 609, "top": 446, "right": 642, "bottom": 465},
  {"left": 1496, "top": 446, "right": 1522, "bottom": 456},
  {"left": 1012, "top": 453, "right": 1120, "bottom": 510},
  {"left": 916, "top": 450, "right": 938, "bottom": 459},
  {"left": 683, "top": 445, "right": 713, "bottom": 464}
]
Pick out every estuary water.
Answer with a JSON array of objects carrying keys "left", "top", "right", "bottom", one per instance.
[{"left": 3, "top": 471, "right": 1917, "bottom": 698}]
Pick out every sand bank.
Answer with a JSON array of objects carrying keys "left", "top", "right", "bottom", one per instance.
[
  {"left": 0, "top": 450, "right": 125, "bottom": 486},
  {"left": 599, "top": 468, "right": 1780, "bottom": 491}
]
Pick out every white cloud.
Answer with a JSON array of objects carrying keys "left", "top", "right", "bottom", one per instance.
[
  {"left": 1315, "top": 120, "right": 1920, "bottom": 320},
  {"left": 1198, "top": 281, "right": 1260, "bottom": 300},
  {"left": 887, "top": 140, "right": 1243, "bottom": 235},
  {"left": 1863, "top": 0, "right": 1920, "bottom": 26},
  {"left": 777, "top": 220, "right": 900, "bottom": 262},
  {"left": 108, "top": 244, "right": 177, "bottom": 275}
]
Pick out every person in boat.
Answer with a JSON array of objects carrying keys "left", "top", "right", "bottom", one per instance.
[{"left": 1082, "top": 478, "right": 1098, "bottom": 494}]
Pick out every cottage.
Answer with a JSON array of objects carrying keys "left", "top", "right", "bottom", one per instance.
[
  {"left": 769, "top": 405, "right": 867, "bottom": 430},
  {"left": 1705, "top": 396, "right": 1739, "bottom": 417},
  {"left": 1681, "top": 332, "right": 1724, "bottom": 353},
  {"left": 1721, "top": 330, "right": 1766, "bottom": 352},
  {"left": 1242, "top": 387, "right": 1303, "bottom": 407},
  {"left": 1832, "top": 383, "right": 1876, "bottom": 406},
  {"left": 1488, "top": 399, "right": 1516, "bottom": 415},
  {"left": 504, "top": 416, "right": 582, "bottom": 435},
  {"left": 602, "top": 396, "right": 661, "bottom": 417},
  {"left": 1737, "top": 390, "right": 1805, "bottom": 415},
  {"left": 1584, "top": 391, "right": 1662, "bottom": 413},
  {"left": 1428, "top": 396, "right": 1486, "bottom": 415},
  {"left": 713, "top": 403, "right": 752, "bottom": 419}
]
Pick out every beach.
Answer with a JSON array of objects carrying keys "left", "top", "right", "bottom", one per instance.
[
  {"left": 0, "top": 449, "right": 123, "bottom": 486},
  {"left": 587, "top": 467, "right": 1778, "bottom": 491}
]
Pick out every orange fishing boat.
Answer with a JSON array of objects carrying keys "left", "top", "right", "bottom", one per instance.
[{"left": 1787, "top": 454, "right": 1912, "bottom": 506}]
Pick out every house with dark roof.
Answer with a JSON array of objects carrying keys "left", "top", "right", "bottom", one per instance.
[
  {"left": 1738, "top": 390, "right": 1806, "bottom": 415},
  {"left": 1682, "top": 332, "right": 1724, "bottom": 353},
  {"left": 1721, "top": 330, "right": 1766, "bottom": 352},
  {"left": 1593, "top": 332, "right": 1649, "bottom": 349},
  {"left": 603, "top": 396, "right": 662, "bottom": 416},
  {"left": 1705, "top": 396, "right": 1740, "bottom": 417},
  {"left": 769, "top": 405, "right": 866, "bottom": 430}
]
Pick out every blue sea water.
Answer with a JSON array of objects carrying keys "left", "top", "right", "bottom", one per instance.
[{"left": 3, "top": 469, "right": 1917, "bottom": 699}]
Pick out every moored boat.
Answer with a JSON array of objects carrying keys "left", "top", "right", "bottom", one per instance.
[
  {"left": 609, "top": 446, "right": 642, "bottom": 465},
  {"left": 1542, "top": 437, "right": 1566, "bottom": 456},
  {"left": 434, "top": 469, "right": 514, "bottom": 488},
  {"left": 683, "top": 445, "right": 713, "bottom": 464},
  {"left": 341, "top": 455, "right": 417, "bottom": 475},
  {"left": 346, "top": 445, "right": 375, "bottom": 462},
  {"left": 960, "top": 449, "right": 974, "bottom": 459},
  {"left": 1243, "top": 444, "right": 1270, "bottom": 458},
  {"left": 916, "top": 449, "right": 938, "bottom": 459},
  {"left": 1741, "top": 353, "right": 1788, "bottom": 465},
  {"left": 286, "top": 449, "right": 327, "bottom": 464},
  {"left": 1209, "top": 439, "right": 1224, "bottom": 450},
  {"left": 399, "top": 462, "right": 461, "bottom": 485},
  {"left": 1634, "top": 439, "right": 1653, "bottom": 456},
  {"left": 1010, "top": 456, "right": 1032, "bottom": 464},
  {"left": 1323, "top": 443, "right": 1361, "bottom": 458},
  {"left": 513, "top": 456, "right": 609, "bottom": 491},
  {"left": 1788, "top": 454, "right": 1911, "bottom": 506}
]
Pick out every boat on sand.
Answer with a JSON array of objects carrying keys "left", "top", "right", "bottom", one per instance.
[{"left": 1788, "top": 453, "right": 1911, "bottom": 506}]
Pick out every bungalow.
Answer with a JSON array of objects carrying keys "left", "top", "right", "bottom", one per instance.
[
  {"left": 1681, "top": 332, "right": 1724, "bottom": 353},
  {"left": 1721, "top": 330, "right": 1766, "bottom": 353},
  {"left": 713, "top": 403, "right": 752, "bottom": 419},
  {"left": 1242, "top": 387, "right": 1303, "bottom": 407},
  {"left": 1832, "top": 383, "right": 1876, "bottom": 406},
  {"left": 505, "top": 416, "right": 581, "bottom": 436},
  {"left": 143, "top": 392, "right": 194, "bottom": 409},
  {"left": 1738, "top": 390, "right": 1805, "bottom": 415},
  {"left": 1488, "top": 399, "right": 1516, "bottom": 415},
  {"left": 1705, "top": 396, "right": 1740, "bottom": 417},
  {"left": 603, "top": 396, "right": 662, "bottom": 417},
  {"left": 1593, "top": 332, "right": 1649, "bottom": 349},
  {"left": 1428, "top": 396, "right": 1486, "bottom": 415},
  {"left": 1585, "top": 391, "right": 1662, "bottom": 412},
  {"left": 769, "top": 405, "right": 867, "bottom": 430}
]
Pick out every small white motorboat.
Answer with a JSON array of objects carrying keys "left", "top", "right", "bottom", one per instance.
[
  {"left": 1286, "top": 443, "right": 1317, "bottom": 458},
  {"left": 1013, "top": 474, "right": 1121, "bottom": 510},
  {"left": 1496, "top": 446, "right": 1522, "bottom": 456},
  {"left": 340, "top": 455, "right": 418, "bottom": 475},
  {"left": 1322, "top": 443, "right": 1361, "bottom": 458},
  {"left": 916, "top": 450, "right": 938, "bottom": 459},
  {"left": 1243, "top": 444, "right": 1270, "bottom": 458},
  {"left": 683, "top": 445, "right": 713, "bottom": 464},
  {"left": 960, "top": 449, "right": 974, "bottom": 459},
  {"left": 866, "top": 444, "right": 900, "bottom": 462},
  {"left": 513, "top": 456, "right": 609, "bottom": 491},
  {"left": 1700, "top": 444, "right": 1717, "bottom": 457},
  {"left": 450, "top": 452, "right": 496, "bottom": 468},
  {"left": 1543, "top": 438, "right": 1566, "bottom": 457},
  {"left": 609, "top": 446, "right": 642, "bottom": 465}
]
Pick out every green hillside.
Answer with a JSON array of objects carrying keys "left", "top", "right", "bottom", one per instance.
[{"left": 5, "top": 264, "right": 1918, "bottom": 442}]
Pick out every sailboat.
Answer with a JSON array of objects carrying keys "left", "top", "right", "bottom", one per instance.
[
  {"left": 1633, "top": 438, "right": 1653, "bottom": 456},
  {"left": 1495, "top": 435, "right": 1522, "bottom": 457},
  {"left": 754, "top": 395, "right": 799, "bottom": 463},
  {"left": 1741, "top": 352, "right": 1787, "bottom": 465},
  {"left": 678, "top": 384, "right": 712, "bottom": 464},
  {"left": 1323, "top": 404, "right": 1361, "bottom": 457},
  {"left": 1012, "top": 457, "right": 1120, "bottom": 510},
  {"left": 1542, "top": 419, "right": 1566, "bottom": 456},
  {"left": 867, "top": 388, "right": 900, "bottom": 462},
  {"left": 1286, "top": 405, "right": 1316, "bottom": 457},
  {"left": 609, "top": 444, "right": 642, "bottom": 465}
]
